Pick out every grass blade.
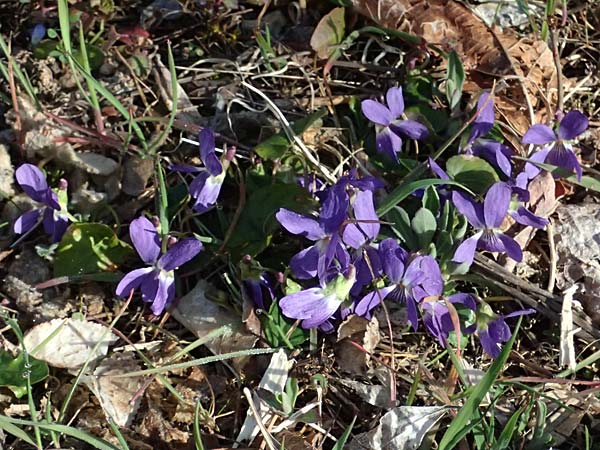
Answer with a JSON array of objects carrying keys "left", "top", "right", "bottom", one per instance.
[
  {"left": 377, "top": 179, "right": 471, "bottom": 217},
  {"left": 0, "top": 415, "right": 36, "bottom": 446},
  {"left": 332, "top": 416, "right": 356, "bottom": 450},
  {"left": 438, "top": 317, "right": 523, "bottom": 450}
]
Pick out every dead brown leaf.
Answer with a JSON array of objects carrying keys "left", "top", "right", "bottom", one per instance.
[{"left": 335, "top": 315, "right": 380, "bottom": 375}]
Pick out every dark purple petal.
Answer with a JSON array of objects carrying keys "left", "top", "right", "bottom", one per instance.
[
  {"left": 276, "top": 209, "right": 325, "bottom": 241},
  {"left": 290, "top": 244, "right": 319, "bottom": 279},
  {"left": 428, "top": 157, "right": 450, "bottom": 180},
  {"left": 453, "top": 235, "right": 479, "bottom": 266},
  {"left": 354, "top": 286, "right": 395, "bottom": 317},
  {"left": 13, "top": 209, "right": 41, "bottom": 235},
  {"left": 150, "top": 271, "right": 175, "bottom": 315},
  {"left": 115, "top": 267, "right": 154, "bottom": 298},
  {"left": 405, "top": 296, "right": 419, "bottom": 330},
  {"left": 319, "top": 183, "right": 349, "bottom": 234},
  {"left": 199, "top": 128, "right": 222, "bottom": 176},
  {"left": 389, "top": 119, "right": 429, "bottom": 140},
  {"left": 483, "top": 182, "right": 511, "bottom": 228},
  {"left": 342, "top": 190, "right": 379, "bottom": 249},
  {"left": 379, "top": 238, "right": 407, "bottom": 283},
  {"left": 478, "top": 327, "right": 501, "bottom": 358},
  {"left": 129, "top": 216, "right": 161, "bottom": 265},
  {"left": 43, "top": 209, "right": 69, "bottom": 243},
  {"left": 468, "top": 92, "right": 495, "bottom": 143},
  {"left": 361, "top": 99, "right": 393, "bottom": 126},
  {"left": 319, "top": 234, "right": 345, "bottom": 282},
  {"left": 545, "top": 145, "right": 582, "bottom": 181},
  {"left": 351, "top": 246, "right": 382, "bottom": 296},
  {"left": 447, "top": 293, "right": 477, "bottom": 311},
  {"left": 478, "top": 230, "right": 506, "bottom": 253},
  {"left": 472, "top": 140, "right": 512, "bottom": 177},
  {"left": 158, "top": 238, "right": 202, "bottom": 271},
  {"left": 557, "top": 110, "right": 588, "bottom": 141},
  {"left": 497, "top": 233, "right": 523, "bottom": 262},
  {"left": 190, "top": 172, "right": 224, "bottom": 213},
  {"left": 403, "top": 257, "right": 426, "bottom": 291},
  {"left": 524, "top": 147, "right": 551, "bottom": 180},
  {"left": 30, "top": 24, "right": 46, "bottom": 46},
  {"left": 452, "top": 191, "right": 485, "bottom": 229},
  {"left": 169, "top": 164, "right": 202, "bottom": 173},
  {"left": 503, "top": 308, "right": 536, "bottom": 319},
  {"left": 140, "top": 272, "right": 160, "bottom": 305},
  {"left": 422, "top": 301, "right": 453, "bottom": 346},
  {"left": 376, "top": 127, "right": 402, "bottom": 162},
  {"left": 510, "top": 206, "right": 549, "bottom": 229},
  {"left": 417, "top": 255, "right": 443, "bottom": 297},
  {"left": 522, "top": 124, "right": 556, "bottom": 145},
  {"left": 386, "top": 87, "right": 405, "bottom": 118},
  {"left": 15, "top": 164, "right": 59, "bottom": 208}
]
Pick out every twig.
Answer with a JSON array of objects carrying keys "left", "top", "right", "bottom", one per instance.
[
  {"left": 547, "top": 220, "right": 557, "bottom": 292},
  {"left": 550, "top": 28, "right": 564, "bottom": 113},
  {"left": 242, "top": 388, "right": 279, "bottom": 450}
]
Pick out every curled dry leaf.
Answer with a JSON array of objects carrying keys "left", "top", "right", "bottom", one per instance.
[
  {"left": 82, "top": 352, "right": 143, "bottom": 427},
  {"left": 347, "top": 405, "right": 448, "bottom": 450},
  {"left": 349, "top": 0, "right": 556, "bottom": 133},
  {"left": 23, "top": 318, "right": 118, "bottom": 369},
  {"left": 335, "top": 315, "right": 380, "bottom": 375}
]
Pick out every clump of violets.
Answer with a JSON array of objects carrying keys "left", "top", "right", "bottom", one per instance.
[
  {"left": 452, "top": 182, "right": 523, "bottom": 267},
  {"left": 464, "top": 92, "right": 513, "bottom": 177},
  {"left": 522, "top": 110, "right": 588, "bottom": 181},
  {"left": 355, "top": 238, "right": 443, "bottom": 329},
  {"left": 172, "top": 128, "right": 235, "bottom": 213},
  {"left": 361, "top": 86, "right": 429, "bottom": 163},
  {"left": 13, "top": 163, "right": 70, "bottom": 243},
  {"left": 116, "top": 216, "right": 202, "bottom": 315}
]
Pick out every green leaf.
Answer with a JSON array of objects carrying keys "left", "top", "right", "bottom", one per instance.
[
  {"left": 446, "top": 51, "right": 465, "bottom": 110},
  {"left": 438, "top": 318, "right": 523, "bottom": 450},
  {"left": 255, "top": 109, "right": 327, "bottom": 160},
  {"left": 411, "top": 207, "right": 437, "bottom": 248},
  {"left": 422, "top": 185, "right": 440, "bottom": 214},
  {"left": 0, "top": 351, "right": 49, "bottom": 398},
  {"left": 377, "top": 178, "right": 471, "bottom": 217},
  {"left": 332, "top": 416, "right": 356, "bottom": 450},
  {"left": 387, "top": 206, "right": 419, "bottom": 251},
  {"left": 310, "top": 7, "right": 345, "bottom": 59},
  {"left": 54, "top": 223, "right": 134, "bottom": 277},
  {"left": 227, "top": 183, "right": 314, "bottom": 258},
  {"left": 492, "top": 407, "right": 524, "bottom": 450},
  {"left": 446, "top": 155, "right": 499, "bottom": 194},
  {"left": 263, "top": 300, "right": 308, "bottom": 348}
]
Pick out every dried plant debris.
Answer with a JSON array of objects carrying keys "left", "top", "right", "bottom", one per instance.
[
  {"left": 23, "top": 318, "right": 118, "bottom": 369},
  {"left": 82, "top": 352, "right": 143, "bottom": 427}
]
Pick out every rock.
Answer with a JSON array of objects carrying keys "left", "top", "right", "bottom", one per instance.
[
  {"left": 121, "top": 155, "right": 154, "bottom": 196},
  {"left": 0, "top": 144, "right": 14, "bottom": 198}
]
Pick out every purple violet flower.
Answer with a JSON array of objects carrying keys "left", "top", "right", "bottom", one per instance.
[
  {"left": 280, "top": 265, "right": 356, "bottom": 329},
  {"left": 361, "top": 87, "right": 429, "bottom": 163},
  {"left": 452, "top": 182, "right": 523, "bottom": 266},
  {"left": 30, "top": 24, "right": 46, "bottom": 46},
  {"left": 115, "top": 216, "right": 202, "bottom": 315},
  {"left": 276, "top": 182, "right": 350, "bottom": 282},
  {"left": 467, "top": 92, "right": 495, "bottom": 146},
  {"left": 421, "top": 293, "right": 476, "bottom": 346},
  {"left": 355, "top": 238, "right": 443, "bottom": 329},
  {"left": 171, "top": 128, "right": 233, "bottom": 213},
  {"left": 13, "top": 164, "right": 70, "bottom": 243},
  {"left": 473, "top": 302, "right": 535, "bottom": 358},
  {"left": 522, "top": 110, "right": 588, "bottom": 181}
]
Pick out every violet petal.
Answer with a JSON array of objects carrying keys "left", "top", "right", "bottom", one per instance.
[
  {"left": 452, "top": 191, "right": 485, "bottom": 229},
  {"left": 510, "top": 206, "right": 549, "bottom": 229},
  {"left": 390, "top": 119, "right": 429, "bottom": 140},
  {"left": 483, "top": 182, "right": 510, "bottom": 228},
  {"left": 13, "top": 209, "right": 41, "bottom": 235},
  {"left": 522, "top": 124, "right": 556, "bottom": 145},
  {"left": 158, "top": 238, "right": 202, "bottom": 271},
  {"left": 116, "top": 267, "right": 154, "bottom": 298},
  {"left": 354, "top": 286, "right": 395, "bottom": 317},
  {"left": 557, "top": 110, "right": 588, "bottom": 141},
  {"left": 150, "top": 272, "right": 175, "bottom": 315},
  {"left": 376, "top": 127, "right": 402, "bottom": 162},
  {"left": 497, "top": 233, "right": 523, "bottom": 262},
  {"left": 290, "top": 244, "right": 319, "bottom": 279},
  {"left": 199, "top": 128, "right": 223, "bottom": 176},
  {"left": 276, "top": 209, "right": 325, "bottom": 241},
  {"left": 453, "top": 235, "right": 479, "bottom": 266},
  {"left": 386, "top": 86, "right": 405, "bottom": 118},
  {"left": 129, "top": 216, "right": 161, "bottom": 265},
  {"left": 342, "top": 190, "right": 379, "bottom": 249},
  {"left": 361, "top": 99, "right": 393, "bottom": 126}
]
